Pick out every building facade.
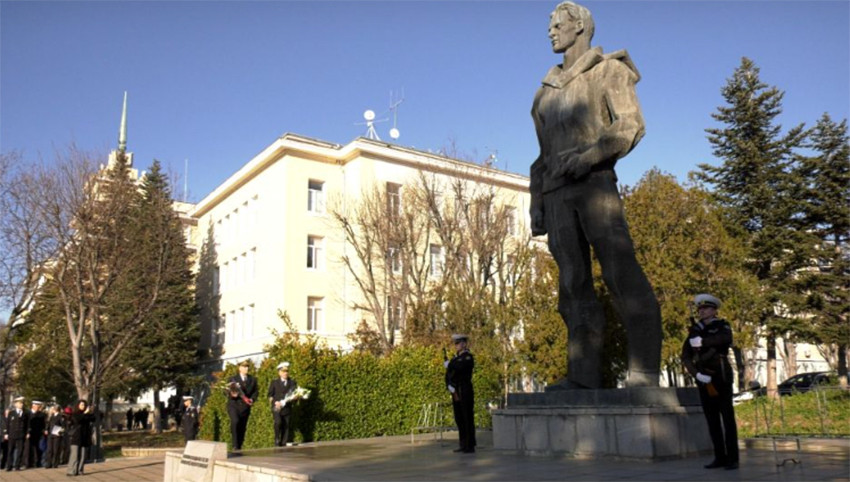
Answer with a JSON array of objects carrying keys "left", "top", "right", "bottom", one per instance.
[{"left": 188, "top": 134, "right": 532, "bottom": 369}]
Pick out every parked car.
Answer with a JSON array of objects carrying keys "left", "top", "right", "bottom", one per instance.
[
  {"left": 733, "top": 372, "right": 834, "bottom": 404},
  {"left": 773, "top": 371, "right": 834, "bottom": 395}
]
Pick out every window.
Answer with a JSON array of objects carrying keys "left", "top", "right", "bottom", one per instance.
[
  {"left": 387, "top": 182, "right": 402, "bottom": 217},
  {"left": 246, "top": 248, "right": 256, "bottom": 282},
  {"left": 505, "top": 255, "right": 516, "bottom": 287},
  {"left": 505, "top": 206, "right": 517, "bottom": 236},
  {"left": 307, "top": 297, "right": 323, "bottom": 332},
  {"left": 430, "top": 244, "right": 443, "bottom": 277},
  {"left": 307, "top": 236, "right": 323, "bottom": 269},
  {"left": 239, "top": 252, "right": 247, "bottom": 285},
  {"left": 308, "top": 180, "right": 325, "bottom": 213},
  {"left": 388, "top": 245, "right": 402, "bottom": 274},
  {"left": 214, "top": 266, "right": 220, "bottom": 295},
  {"left": 387, "top": 296, "right": 404, "bottom": 330},
  {"left": 212, "top": 315, "right": 223, "bottom": 346},
  {"left": 236, "top": 308, "right": 244, "bottom": 342},
  {"left": 245, "top": 304, "right": 254, "bottom": 339},
  {"left": 225, "top": 311, "right": 234, "bottom": 344},
  {"left": 221, "top": 261, "right": 229, "bottom": 293}
]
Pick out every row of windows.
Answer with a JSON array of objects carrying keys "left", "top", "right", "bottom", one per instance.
[
  {"left": 211, "top": 304, "right": 255, "bottom": 346},
  {"left": 212, "top": 294, "right": 409, "bottom": 347},
  {"left": 308, "top": 179, "right": 519, "bottom": 236},
  {"left": 216, "top": 196, "right": 259, "bottom": 248},
  {"left": 216, "top": 248, "right": 256, "bottom": 293}
]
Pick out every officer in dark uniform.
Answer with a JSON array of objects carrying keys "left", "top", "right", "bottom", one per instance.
[
  {"left": 227, "top": 360, "right": 258, "bottom": 450},
  {"left": 445, "top": 334, "right": 476, "bottom": 454},
  {"left": 0, "top": 408, "right": 8, "bottom": 470},
  {"left": 267, "top": 362, "right": 298, "bottom": 447},
  {"left": 681, "top": 294, "right": 739, "bottom": 470},
  {"left": 4, "top": 396, "right": 29, "bottom": 471},
  {"left": 23, "top": 400, "right": 46, "bottom": 468},
  {"left": 180, "top": 396, "right": 200, "bottom": 443}
]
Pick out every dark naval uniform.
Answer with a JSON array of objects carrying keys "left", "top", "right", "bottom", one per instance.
[
  {"left": 681, "top": 316, "right": 738, "bottom": 467},
  {"left": 227, "top": 373, "right": 258, "bottom": 450},
  {"left": 5, "top": 407, "right": 30, "bottom": 471},
  {"left": 180, "top": 405, "right": 199, "bottom": 443},
  {"left": 445, "top": 349, "right": 476, "bottom": 453},
  {"left": 268, "top": 377, "right": 298, "bottom": 446},
  {"left": 24, "top": 407, "right": 46, "bottom": 468}
]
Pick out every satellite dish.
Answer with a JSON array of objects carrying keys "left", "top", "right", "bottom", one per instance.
[
  {"left": 389, "top": 128, "right": 400, "bottom": 140},
  {"left": 364, "top": 110, "right": 376, "bottom": 121}
]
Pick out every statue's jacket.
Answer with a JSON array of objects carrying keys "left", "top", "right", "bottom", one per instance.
[{"left": 530, "top": 47, "right": 646, "bottom": 196}]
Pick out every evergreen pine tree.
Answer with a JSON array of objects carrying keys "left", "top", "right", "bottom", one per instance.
[
  {"left": 121, "top": 160, "right": 200, "bottom": 431},
  {"left": 797, "top": 114, "right": 850, "bottom": 383},
  {"left": 696, "top": 57, "right": 808, "bottom": 394}
]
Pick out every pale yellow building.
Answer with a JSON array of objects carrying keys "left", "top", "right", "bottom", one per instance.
[{"left": 188, "top": 133, "right": 531, "bottom": 369}]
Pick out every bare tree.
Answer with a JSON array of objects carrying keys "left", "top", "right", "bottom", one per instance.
[
  {"left": 0, "top": 151, "right": 63, "bottom": 407},
  {"left": 329, "top": 164, "right": 535, "bottom": 382},
  {"left": 3, "top": 146, "right": 194, "bottom": 451}
]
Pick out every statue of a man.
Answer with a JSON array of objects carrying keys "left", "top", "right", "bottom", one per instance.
[{"left": 529, "top": 1, "right": 661, "bottom": 388}]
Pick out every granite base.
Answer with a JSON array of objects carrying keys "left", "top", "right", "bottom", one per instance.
[{"left": 492, "top": 388, "right": 713, "bottom": 461}]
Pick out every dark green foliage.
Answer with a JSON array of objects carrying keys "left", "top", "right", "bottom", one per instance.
[
  {"left": 622, "top": 169, "right": 761, "bottom": 387},
  {"left": 117, "top": 160, "right": 201, "bottom": 397},
  {"left": 198, "top": 314, "right": 500, "bottom": 448},
  {"left": 793, "top": 114, "right": 850, "bottom": 381},
  {"left": 697, "top": 57, "right": 810, "bottom": 375},
  {"left": 13, "top": 287, "right": 76, "bottom": 404}
]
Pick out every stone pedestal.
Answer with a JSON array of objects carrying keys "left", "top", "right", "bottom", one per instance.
[
  {"left": 492, "top": 388, "right": 712, "bottom": 461},
  {"left": 164, "top": 441, "right": 228, "bottom": 482}
]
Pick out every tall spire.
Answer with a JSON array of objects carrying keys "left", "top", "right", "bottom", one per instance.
[{"left": 118, "top": 91, "right": 128, "bottom": 154}]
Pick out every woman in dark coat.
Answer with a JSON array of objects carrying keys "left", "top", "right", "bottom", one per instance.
[{"left": 65, "top": 400, "right": 95, "bottom": 476}]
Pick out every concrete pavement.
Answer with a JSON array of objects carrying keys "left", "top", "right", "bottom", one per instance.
[{"left": 2, "top": 432, "right": 847, "bottom": 481}]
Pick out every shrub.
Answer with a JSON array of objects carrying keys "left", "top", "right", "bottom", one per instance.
[{"left": 198, "top": 330, "right": 499, "bottom": 448}]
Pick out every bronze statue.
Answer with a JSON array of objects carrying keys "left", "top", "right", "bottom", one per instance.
[{"left": 529, "top": 1, "right": 661, "bottom": 388}]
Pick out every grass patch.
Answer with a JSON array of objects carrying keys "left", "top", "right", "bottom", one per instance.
[
  {"left": 735, "top": 388, "right": 850, "bottom": 438},
  {"left": 101, "top": 429, "right": 185, "bottom": 458}
]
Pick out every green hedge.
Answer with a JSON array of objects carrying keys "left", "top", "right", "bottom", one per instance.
[{"left": 198, "top": 337, "right": 500, "bottom": 449}]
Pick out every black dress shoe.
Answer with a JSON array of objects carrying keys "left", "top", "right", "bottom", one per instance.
[
  {"left": 452, "top": 448, "right": 464, "bottom": 453},
  {"left": 725, "top": 461, "right": 739, "bottom": 470},
  {"left": 704, "top": 460, "right": 727, "bottom": 469}
]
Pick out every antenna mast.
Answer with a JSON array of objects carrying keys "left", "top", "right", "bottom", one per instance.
[{"left": 184, "top": 159, "right": 189, "bottom": 202}]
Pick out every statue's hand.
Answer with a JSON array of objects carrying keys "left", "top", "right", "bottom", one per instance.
[
  {"left": 531, "top": 209, "right": 546, "bottom": 236},
  {"left": 562, "top": 151, "right": 592, "bottom": 179}
]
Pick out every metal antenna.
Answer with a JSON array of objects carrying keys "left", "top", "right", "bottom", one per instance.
[
  {"left": 354, "top": 109, "right": 388, "bottom": 140},
  {"left": 354, "top": 88, "right": 405, "bottom": 141},
  {"left": 388, "top": 89, "right": 404, "bottom": 140},
  {"left": 184, "top": 159, "right": 189, "bottom": 202}
]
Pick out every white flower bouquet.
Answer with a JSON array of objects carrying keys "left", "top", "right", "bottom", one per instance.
[{"left": 280, "top": 387, "right": 311, "bottom": 406}]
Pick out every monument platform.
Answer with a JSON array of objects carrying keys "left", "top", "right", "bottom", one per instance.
[{"left": 492, "top": 387, "right": 713, "bottom": 460}]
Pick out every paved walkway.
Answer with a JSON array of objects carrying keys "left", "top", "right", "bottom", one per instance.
[
  {"left": 2, "top": 433, "right": 847, "bottom": 481},
  {"left": 0, "top": 456, "right": 165, "bottom": 481}
]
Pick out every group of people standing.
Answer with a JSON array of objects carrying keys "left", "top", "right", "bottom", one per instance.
[
  {"left": 1, "top": 397, "right": 96, "bottom": 476},
  {"left": 226, "top": 360, "right": 302, "bottom": 450}
]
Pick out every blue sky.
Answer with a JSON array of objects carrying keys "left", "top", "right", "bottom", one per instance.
[{"left": 2, "top": 0, "right": 848, "bottom": 203}]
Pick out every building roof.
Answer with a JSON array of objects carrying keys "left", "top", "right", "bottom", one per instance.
[{"left": 191, "top": 133, "right": 529, "bottom": 218}]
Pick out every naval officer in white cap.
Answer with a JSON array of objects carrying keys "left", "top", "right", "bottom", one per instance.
[
  {"left": 268, "top": 361, "right": 298, "bottom": 446},
  {"left": 681, "top": 293, "right": 738, "bottom": 470}
]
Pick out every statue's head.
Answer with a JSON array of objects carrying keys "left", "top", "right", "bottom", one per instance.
[{"left": 549, "top": 1, "right": 595, "bottom": 53}]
